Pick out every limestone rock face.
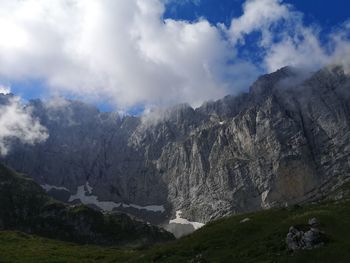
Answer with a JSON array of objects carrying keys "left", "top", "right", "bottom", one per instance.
[{"left": 2, "top": 65, "right": 350, "bottom": 225}]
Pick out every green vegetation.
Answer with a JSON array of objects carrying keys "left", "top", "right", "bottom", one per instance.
[
  {"left": 0, "top": 231, "right": 137, "bottom": 263},
  {"left": 1, "top": 162, "right": 350, "bottom": 262},
  {"left": 137, "top": 200, "right": 350, "bottom": 262},
  {"left": 1, "top": 200, "right": 350, "bottom": 262},
  {"left": 0, "top": 163, "right": 174, "bottom": 246}
]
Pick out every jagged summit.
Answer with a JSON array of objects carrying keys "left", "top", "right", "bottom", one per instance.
[{"left": 1, "top": 65, "right": 350, "bottom": 236}]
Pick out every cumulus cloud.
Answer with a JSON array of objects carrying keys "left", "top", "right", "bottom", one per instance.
[
  {"left": 229, "top": 0, "right": 291, "bottom": 46},
  {"left": 228, "top": 0, "right": 350, "bottom": 72},
  {"left": 0, "top": 0, "right": 348, "bottom": 111},
  {"left": 0, "top": 0, "right": 259, "bottom": 110},
  {"left": 0, "top": 96, "right": 48, "bottom": 155}
]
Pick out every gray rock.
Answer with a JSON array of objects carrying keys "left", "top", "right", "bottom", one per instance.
[
  {"left": 286, "top": 218, "right": 325, "bottom": 251},
  {"left": 1, "top": 65, "right": 350, "bottom": 227},
  {"left": 286, "top": 226, "right": 305, "bottom": 250},
  {"left": 308, "top": 217, "right": 319, "bottom": 227},
  {"left": 303, "top": 228, "right": 324, "bottom": 249}
]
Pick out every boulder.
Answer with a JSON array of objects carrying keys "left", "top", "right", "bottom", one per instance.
[{"left": 286, "top": 218, "right": 326, "bottom": 251}]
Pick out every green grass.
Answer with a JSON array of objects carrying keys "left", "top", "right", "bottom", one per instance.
[
  {"left": 0, "top": 163, "right": 174, "bottom": 246},
  {"left": 136, "top": 200, "right": 350, "bottom": 263},
  {"left": 1, "top": 200, "right": 350, "bottom": 262},
  {"left": 0, "top": 231, "right": 137, "bottom": 263}
]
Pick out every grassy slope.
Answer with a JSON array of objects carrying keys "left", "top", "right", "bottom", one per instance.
[
  {"left": 137, "top": 201, "right": 350, "bottom": 263},
  {"left": 1, "top": 200, "right": 350, "bottom": 263},
  {"left": 0, "top": 231, "right": 137, "bottom": 263},
  {"left": 0, "top": 163, "right": 174, "bottom": 246}
]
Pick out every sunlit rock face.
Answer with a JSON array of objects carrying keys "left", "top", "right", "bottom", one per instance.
[{"left": 2, "top": 65, "right": 350, "bottom": 234}]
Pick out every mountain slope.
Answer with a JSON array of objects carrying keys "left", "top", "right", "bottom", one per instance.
[
  {"left": 0, "top": 163, "right": 174, "bottom": 246},
  {"left": 1, "top": 197, "right": 350, "bottom": 262},
  {"left": 0, "top": 231, "right": 137, "bottom": 263},
  {"left": 2, "top": 65, "right": 350, "bottom": 228},
  {"left": 137, "top": 198, "right": 350, "bottom": 263}
]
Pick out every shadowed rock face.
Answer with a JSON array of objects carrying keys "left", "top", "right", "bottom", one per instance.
[
  {"left": 0, "top": 163, "right": 174, "bottom": 245},
  {"left": 2, "top": 65, "right": 350, "bottom": 225}
]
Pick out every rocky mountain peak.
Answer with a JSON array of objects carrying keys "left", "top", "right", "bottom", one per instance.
[
  {"left": 1, "top": 65, "right": 350, "bottom": 235},
  {"left": 249, "top": 66, "right": 296, "bottom": 96}
]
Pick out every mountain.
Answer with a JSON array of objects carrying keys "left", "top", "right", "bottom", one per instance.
[
  {"left": 2, "top": 197, "right": 350, "bottom": 262},
  {"left": 0, "top": 163, "right": 174, "bottom": 246},
  {"left": 1, "top": 65, "right": 350, "bottom": 234},
  {"left": 138, "top": 197, "right": 350, "bottom": 263}
]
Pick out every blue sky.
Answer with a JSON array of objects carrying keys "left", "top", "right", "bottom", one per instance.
[
  {"left": 163, "top": 0, "right": 350, "bottom": 64},
  {"left": 0, "top": 0, "right": 349, "bottom": 112},
  {"left": 165, "top": 0, "right": 350, "bottom": 29}
]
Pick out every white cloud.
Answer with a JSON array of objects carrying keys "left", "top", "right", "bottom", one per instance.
[
  {"left": 228, "top": 0, "right": 350, "bottom": 72},
  {"left": 0, "top": 0, "right": 258, "bottom": 110},
  {"left": 0, "top": 0, "right": 348, "bottom": 111},
  {"left": 229, "top": 0, "right": 291, "bottom": 46},
  {"left": 328, "top": 21, "right": 350, "bottom": 73},
  {"left": 0, "top": 96, "right": 48, "bottom": 155},
  {"left": 264, "top": 27, "right": 328, "bottom": 71},
  {"left": 0, "top": 85, "right": 11, "bottom": 95}
]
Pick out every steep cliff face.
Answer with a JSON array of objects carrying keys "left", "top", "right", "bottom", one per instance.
[{"left": 2, "top": 65, "right": 350, "bottom": 226}]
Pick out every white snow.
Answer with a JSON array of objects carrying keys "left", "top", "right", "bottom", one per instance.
[
  {"left": 169, "top": 210, "right": 204, "bottom": 230},
  {"left": 68, "top": 183, "right": 122, "bottom": 211},
  {"left": 69, "top": 182, "right": 165, "bottom": 213},
  {"left": 219, "top": 121, "right": 225, "bottom": 125},
  {"left": 122, "top": 203, "right": 165, "bottom": 213},
  {"left": 41, "top": 184, "right": 69, "bottom": 192}
]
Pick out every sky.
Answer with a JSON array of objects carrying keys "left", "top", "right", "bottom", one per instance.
[
  {"left": 165, "top": 0, "right": 350, "bottom": 29},
  {"left": 0, "top": 0, "right": 349, "bottom": 113}
]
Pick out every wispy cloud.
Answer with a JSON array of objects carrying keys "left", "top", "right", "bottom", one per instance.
[
  {"left": 228, "top": 0, "right": 350, "bottom": 72},
  {"left": 229, "top": 0, "right": 291, "bottom": 46},
  {"left": 0, "top": 96, "right": 48, "bottom": 155}
]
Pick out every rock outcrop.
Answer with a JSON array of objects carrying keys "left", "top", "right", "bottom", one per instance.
[
  {"left": 1, "top": 65, "right": 350, "bottom": 227},
  {"left": 286, "top": 218, "right": 326, "bottom": 251}
]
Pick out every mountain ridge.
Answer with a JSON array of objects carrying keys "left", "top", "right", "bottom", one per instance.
[{"left": 1, "top": 65, "right": 350, "bottom": 234}]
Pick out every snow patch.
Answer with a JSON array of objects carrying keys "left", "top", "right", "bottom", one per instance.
[
  {"left": 219, "top": 121, "right": 225, "bottom": 125},
  {"left": 69, "top": 183, "right": 165, "bottom": 213},
  {"left": 169, "top": 210, "right": 204, "bottom": 230},
  {"left": 41, "top": 184, "right": 69, "bottom": 192},
  {"left": 122, "top": 203, "right": 165, "bottom": 213},
  {"left": 69, "top": 183, "right": 122, "bottom": 211}
]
